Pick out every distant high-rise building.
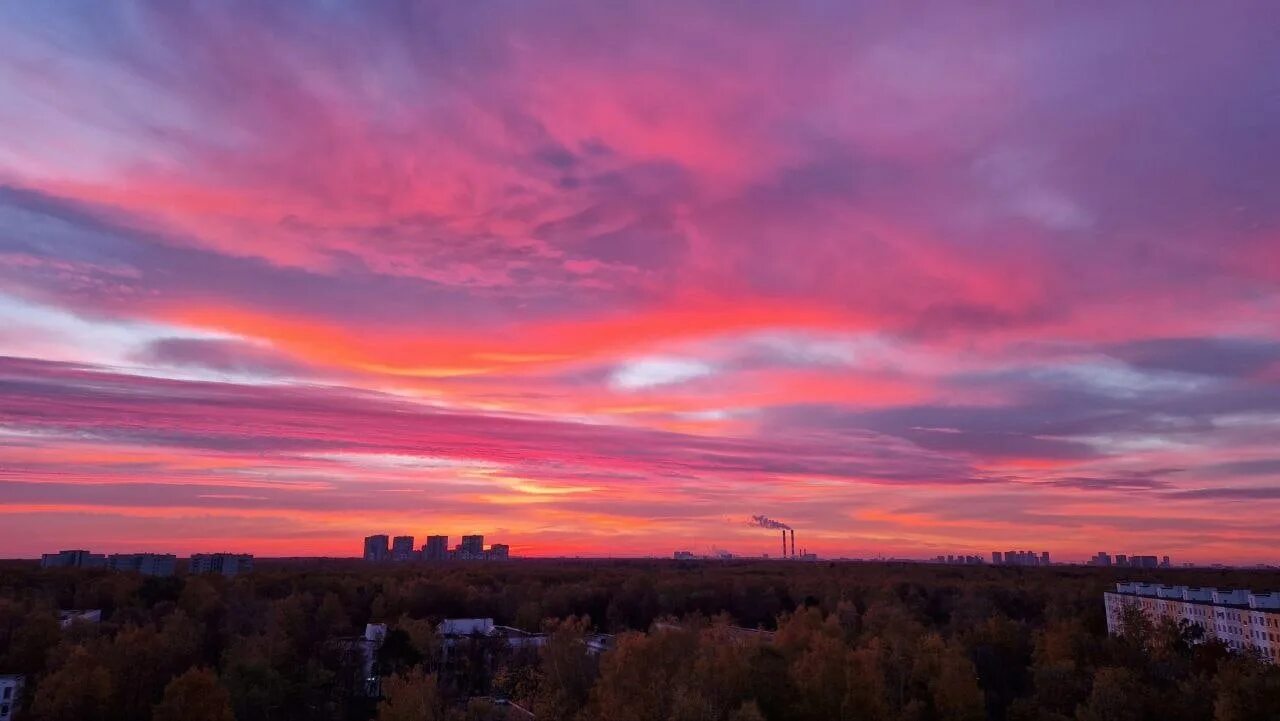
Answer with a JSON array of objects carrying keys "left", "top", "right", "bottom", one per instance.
[
  {"left": 107, "top": 553, "right": 176, "bottom": 576},
  {"left": 459, "top": 535, "right": 484, "bottom": 560},
  {"left": 992, "top": 551, "right": 1003, "bottom": 564},
  {"left": 1116, "top": 554, "right": 1128, "bottom": 567},
  {"left": 1131, "top": 555, "right": 1158, "bottom": 569},
  {"left": 391, "top": 536, "right": 416, "bottom": 562},
  {"left": 422, "top": 536, "right": 448, "bottom": 561},
  {"left": 363, "top": 535, "right": 389, "bottom": 562},
  {"left": 1041, "top": 551, "right": 1051, "bottom": 566},
  {"left": 1161, "top": 555, "right": 1171, "bottom": 568},
  {"left": 1092, "top": 552, "right": 1112, "bottom": 567},
  {"left": 39, "top": 550, "right": 105, "bottom": 569},
  {"left": 189, "top": 553, "right": 254, "bottom": 577},
  {"left": 488, "top": 544, "right": 510, "bottom": 560}
]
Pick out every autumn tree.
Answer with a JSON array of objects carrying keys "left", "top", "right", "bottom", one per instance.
[
  {"left": 152, "top": 668, "right": 235, "bottom": 721},
  {"left": 533, "top": 616, "right": 596, "bottom": 720},
  {"left": 377, "top": 670, "right": 446, "bottom": 721},
  {"left": 29, "top": 646, "right": 114, "bottom": 721},
  {"left": 1076, "top": 667, "right": 1150, "bottom": 721}
]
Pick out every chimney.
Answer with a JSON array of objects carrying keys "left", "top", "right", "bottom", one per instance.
[
  {"left": 780, "top": 529, "right": 786, "bottom": 558},
  {"left": 790, "top": 529, "right": 795, "bottom": 558}
]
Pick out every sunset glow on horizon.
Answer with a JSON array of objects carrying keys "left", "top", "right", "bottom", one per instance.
[{"left": 2, "top": 3, "right": 1279, "bottom": 563}]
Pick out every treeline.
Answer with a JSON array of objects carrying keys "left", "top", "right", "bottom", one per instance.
[{"left": 1, "top": 560, "right": 1278, "bottom": 720}]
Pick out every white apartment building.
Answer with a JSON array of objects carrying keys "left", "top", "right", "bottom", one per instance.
[{"left": 1105, "top": 582, "right": 1280, "bottom": 663}]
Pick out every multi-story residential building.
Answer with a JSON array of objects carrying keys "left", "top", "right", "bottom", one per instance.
[
  {"left": 993, "top": 550, "right": 1049, "bottom": 566},
  {"left": 0, "top": 675, "right": 23, "bottom": 721},
  {"left": 422, "top": 535, "right": 449, "bottom": 561},
  {"left": 39, "top": 549, "right": 105, "bottom": 569},
  {"left": 1104, "top": 582, "right": 1280, "bottom": 663},
  {"left": 458, "top": 535, "right": 485, "bottom": 560},
  {"left": 189, "top": 553, "right": 254, "bottom": 577},
  {"left": 391, "top": 536, "right": 416, "bottom": 562},
  {"left": 1092, "top": 552, "right": 1169, "bottom": 568},
  {"left": 368, "top": 532, "right": 511, "bottom": 562},
  {"left": 363, "top": 534, "right": 389, "bottom": 562},
  {"left": 107, "top": 553, "right": 177, "bottom": 576}
]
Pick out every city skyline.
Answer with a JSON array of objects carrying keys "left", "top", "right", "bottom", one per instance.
[{"left": 2, "top": 3, "right": 1280, "bottom": 564}]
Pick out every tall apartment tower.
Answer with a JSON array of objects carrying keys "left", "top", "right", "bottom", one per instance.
[
  {"left": 992, "top": 551, "right": 1003, "bottom": 564},
  {"left": 422, "top": 536, "right": 448, "bottom": 561},
  {"left": 391, "top": 536, "right": 416, "bottom": 561},
  {"left": 363, "top": 535, "right": 389, "bottom": 562},
  {"left": 459, "top": 535, "right": 484, "bottom": 560}
]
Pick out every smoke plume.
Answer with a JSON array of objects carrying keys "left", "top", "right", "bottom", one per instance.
[{"left": 750, "top": 515, "right": 791, "bottom": 530}]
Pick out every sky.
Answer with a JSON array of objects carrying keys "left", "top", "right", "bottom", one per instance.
[{"left": 1, "top": 2, "right": 1278, "bottom": 563}]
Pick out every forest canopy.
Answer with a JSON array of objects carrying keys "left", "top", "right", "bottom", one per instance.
[{"left": 1, "top": 560, "right": 1278, "bottom": 721}]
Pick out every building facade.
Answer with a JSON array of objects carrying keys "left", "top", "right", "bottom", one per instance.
[
  {"left": 363, "top": 534, "right": 389, "bottom": 562},
  {"left": 189, "top": 553, "right": 254, "bottom": 577},
  {"left": 1104, "top": 582, "right": 1280, "bottom": 663},
  {"left": 391, "top": 536, "right": 416, "bottom": 561},
  {"left": 1092, "top": 552, "right": 1170, "bottom": 568},
  {"left": 458, "top": 535, "right": 485, "bottom": 560},
  {"left": 0, "top": 675, "right": 23, "bottom": 721},
  {"left": 39, "top": 550, "right": 105, "bottom": 569},
  {"left": 423, "top": 535, "right": 449, "bottom": 561},
  {"left": 107, "top": 553, "right": 177, "bottom": 576}
]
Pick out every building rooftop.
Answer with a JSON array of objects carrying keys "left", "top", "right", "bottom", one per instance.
[{"left": 1110, "top": 582, "right": 1280, "bottom": 610}]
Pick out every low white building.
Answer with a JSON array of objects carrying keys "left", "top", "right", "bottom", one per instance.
[
  {"left": 437, "top": 618, "right": 546, "bottom": 665},
  {"left": 1105, "top": 582, "right": 1280, "bottom": 663},
  {"left": 330, "top": 623, "right": 387, "bottom": 697},
  {"left": 0, "top": 675, "right": 23, "bottom": 721},
  {"left": 58, "top": 609, "right": 102, "bottom": 629}
]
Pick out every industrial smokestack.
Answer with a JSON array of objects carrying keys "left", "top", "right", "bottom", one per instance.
[
  {"left": 789, "top": 529, "right": 795, "bottom": 558},
  {"left": 781, "top": 529, "right": 786, "bottom": 558}
]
